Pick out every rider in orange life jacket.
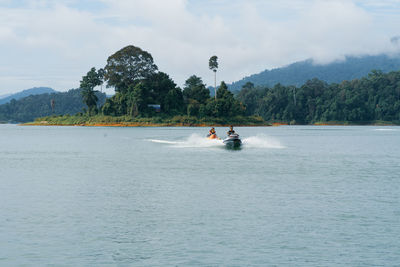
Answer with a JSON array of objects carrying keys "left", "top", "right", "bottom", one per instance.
[
  {"left": 227, "top": 125, "right": 235, "bottom": 135},
  {"left": 208, "top": 127, "right": 216, "bottom": 136}
]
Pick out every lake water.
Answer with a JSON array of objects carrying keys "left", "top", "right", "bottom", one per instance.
[{"left": 0, "top": 124, "right": 399, "bottom": 266}]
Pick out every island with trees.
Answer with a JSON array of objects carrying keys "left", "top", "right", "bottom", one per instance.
[
  {"left": 21, "top": 44, "right": 400, "bottom": 126},
  {"left": 27, "top": 45, "right": 266, "bottom": 126}
]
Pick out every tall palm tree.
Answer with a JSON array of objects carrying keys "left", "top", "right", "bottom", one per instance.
[{"left": 209, "top": 55, "right": 218, "bottom": 99}]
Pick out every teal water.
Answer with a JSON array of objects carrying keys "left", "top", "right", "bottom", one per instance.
[{"left": 0, "top": 124, "right": 399, "bottom": 266}]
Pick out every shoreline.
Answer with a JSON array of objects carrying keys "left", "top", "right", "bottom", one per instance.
[
  {"left": 22, "top": 115, "right": 270, "bottom": 127},
  {"left": 23, "top": 122, "right": 271, "bottom": 127},
  {"left": 22, "top": 121, "right": 400, "bottom": 127}
]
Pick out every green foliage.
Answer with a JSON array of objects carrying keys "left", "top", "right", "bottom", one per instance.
[
  {"left": 237, "top": 70, "right": 400, "bottom": 124},
  {"left": 31, "top": 114, "right": 267, "bottom": 126},
  {"left": 209, "top": 55, "right": 218, "bottom": 72},
  {"left": 165, "top": 87, "right": 185, "bottom": 115},
  {"left": 213, "top": 81, "right": 245, "bottom": 117},
  {"left": 145, "top": 72, "right": 176, "bottom": 104},
  {"left": 130, "top": 83, "right": 146, "bottom": 116},
  {"left": 80, "top": 67, "right": 104, "bottom": 115},
  {"left": 73, "top": 46, "right": 243, "bottom": 122},
  {"left": 80, "top": 67, "right": 104, "bottom": 91},
  {"left": 104, "top": 45, "right": 158, "bottom": 94},
  {"left": 229, "top": 54, "right": 400, "bottom": 92},
  {"left": 3, "top": 45, "right": 254, "bottom": 125},
  {"left": 101, "top": 46, "right": 188, "bottom": 118},
  {"left": 0, "top": 89, "right": 106, "bottom": 122},
  {"left": 183, "top": 75, "right": 210, "bottom": 104},
  {"left": 0, "top": 87, "right": 55, "bottom": 105},
  {"left": 237, "top": 82, "right": 263, "bottom": 115},
  {"left": 187, "top": 99, "right": 201, "bottom": 117}
]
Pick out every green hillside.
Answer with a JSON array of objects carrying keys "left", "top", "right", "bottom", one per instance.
[
  {"left": 0, "top": 89, "right": 106, "bottom": 123},
  {"left": 229, "top": 54, "right": 400, "bottom": 92},
  {"left": 237, "top": 70, "right": 400, "bottom": 124},
  {"left": 0, "top": 87, "right": 56, "bottom": 105}
]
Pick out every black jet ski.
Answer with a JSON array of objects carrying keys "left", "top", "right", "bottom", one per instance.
[{"left": 223, "top": 133, "right": 242, "bottom": 148}]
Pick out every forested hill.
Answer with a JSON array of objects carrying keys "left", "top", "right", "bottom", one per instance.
[
  {"left": 0, "top": 89, "right": 106, "bottom": 123},
  {"left": 237, "top": 70, "right": 400, "bottom": 124},
  {"left": 0, "top": 87, "right": 56, "bottom": 105},
  {"left": 229, "top": 54, "right": 400, "bottom": 92}
]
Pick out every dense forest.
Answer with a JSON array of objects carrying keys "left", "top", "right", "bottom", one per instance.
[
  {"left": 78, "top": 45, "right": 244, "bottom": 120},
  {"left": 65, "top": 45, "right": 400, "bottom": 125},
  {"left": 1, "top": 45, "right": 245, "bottom": 124},
  {"left": 229, "top": 54, "right": 400, "bottom": 92},
  {"left": 0, "top": 89, "right": 106, "bottom": 122},
  {"left": 237, "top": 70, "right": 400, "bottom": 124}
]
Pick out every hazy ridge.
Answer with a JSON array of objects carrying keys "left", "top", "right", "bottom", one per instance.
[
  {"left": 229, "top": 54, "right": 400, "bottom": 92},
  {"left": 0, "top": 87, "right": 56, "bottom": 105}
]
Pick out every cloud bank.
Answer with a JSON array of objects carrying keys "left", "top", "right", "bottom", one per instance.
[{"left": 0, "top": 0, "right": 399, "bottom": 94}]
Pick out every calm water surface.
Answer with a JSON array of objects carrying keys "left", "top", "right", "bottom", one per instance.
[{"left": 0, "top": 124, "right": 399, "bottom": 266}]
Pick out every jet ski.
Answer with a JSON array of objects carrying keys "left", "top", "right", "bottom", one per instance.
[
  {"left": 206, "top": 133, "right": 220, "bottom": 140},
  {"left": 223, "top": 133, "right": 242, "bottom": 148}
]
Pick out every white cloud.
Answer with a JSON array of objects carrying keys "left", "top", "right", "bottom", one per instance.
[{"left": 0, "top": 0, "right": 399, "bottom": 94}]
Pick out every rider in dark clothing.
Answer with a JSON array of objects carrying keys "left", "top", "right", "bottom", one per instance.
[{"left": 227, "top": 125, "right": 235, "bottom": 135}]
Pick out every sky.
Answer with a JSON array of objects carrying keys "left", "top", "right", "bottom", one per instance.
[{"left": 1, "top": 0, "right": 400, "bottom": 95}]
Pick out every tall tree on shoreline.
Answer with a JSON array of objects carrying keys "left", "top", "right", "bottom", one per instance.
[
  {"left": 104, "top": 45, "right": 158, "bottom": 94},
  {"left": 80, "top": 67, "right": 104, "bottom": 115},
  {"left": 209, "top": 55, "right": 218, "bottom": 99}
]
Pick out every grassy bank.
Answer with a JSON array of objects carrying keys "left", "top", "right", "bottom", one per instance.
[
  {"left": 313, "top": 120, "right": 400, "bottom": 126},
  {"left": 25, "top": 114, "right": 269, "bottom": 127},
  {"left": 24, "top": 115, "right": 400, "bottom": 127},
  {"left": 267, "top": 120, "right": 400, "bottom": 126}
]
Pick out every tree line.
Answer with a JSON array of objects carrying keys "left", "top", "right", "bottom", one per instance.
[
  {"left": 79, "top": 45, "right": 244, "bottom": 119},
  {"left": 237, "top": 70, "right": 400, "bottom": 124},
  {"left": 229, "top": 54, "right": 400, "bottom": 92},
  {"left": 0, "top": 89, "right": 106, "bottom": 123},
  {"left": 1, "top": 44, "right": 399, "bottom": 124}
]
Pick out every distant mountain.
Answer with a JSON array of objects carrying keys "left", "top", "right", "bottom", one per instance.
[
  {"left": 229, "top": 54, "right": 400, "bottom": 92},
  {"left": 0, "top": 87, "right": 56, "bottom": 105},
  {"left": 0, "top": 93, "right": 12, "bottom": 100},
  {"left": 0, "top": 88, "right": 106, "bottom": 123}
]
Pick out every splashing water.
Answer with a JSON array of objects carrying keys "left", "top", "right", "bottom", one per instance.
[
  {"left": 149, "top": 133, "right": 285, "bottom": 149},
  {"left": 242, "top": 135, "right": 285, "bottom": 149},
  {"left": 148, "top": 139, "right": 182, "bottom": 145},
  {"left": 373, "top": 128, "right": 398, "bottom": 131},
  {"left": 148, "top": 134, "right": 224, "bottom": 148}
]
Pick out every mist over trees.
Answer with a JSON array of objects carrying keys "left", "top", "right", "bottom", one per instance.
[{"left": 229, "top": 54, "right": 400, "bottom": 92}]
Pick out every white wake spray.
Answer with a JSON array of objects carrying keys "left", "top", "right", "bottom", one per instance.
[
  {"left": 242, "top": 134, "right": 285, "bottom": 149},
  {"left": 148, "top": 134, "right": 224, "bottom": 148},
  {"left": 148, "top": 139, "right": 183, "bottom": 145},
  {"left": 373, "top": 128, "right": 398, "bottom": 131},
  {"left": 148, "top": 133, "right": 285, "bottom": 149}
]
